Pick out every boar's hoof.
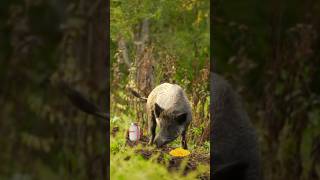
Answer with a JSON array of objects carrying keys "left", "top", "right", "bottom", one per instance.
[{"left": 182, "top": 144, "right": 188, "bottom": 150}]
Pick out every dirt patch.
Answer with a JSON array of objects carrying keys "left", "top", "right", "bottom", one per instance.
[{"left": 125, "top": 134, "right": 210, "bottom": 179}]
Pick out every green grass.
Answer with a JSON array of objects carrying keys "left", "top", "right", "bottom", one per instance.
[
  {"left": 110, "top": 114, "right": 210, "bottom": 180},
  {"left": 111, "top": 147, "right": 208, "bottom": 180}
]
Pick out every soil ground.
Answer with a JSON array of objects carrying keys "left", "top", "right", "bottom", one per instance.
[{"left": 112, "top": 127, "right": 210, "bottom": 179}]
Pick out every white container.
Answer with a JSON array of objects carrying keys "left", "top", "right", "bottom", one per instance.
[{"left": 129, "top": 123, "right": 140, "bottom": 141}]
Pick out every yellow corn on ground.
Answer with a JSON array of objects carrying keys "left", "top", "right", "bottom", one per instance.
[{"left": 169, "top": 147, "right": 191, "bottom": 157}]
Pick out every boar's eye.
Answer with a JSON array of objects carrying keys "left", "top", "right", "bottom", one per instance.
[
  {"left": 176, "top": 113, "right": 187, "bottom": 124},
  {"left": 154, "top": 103, "right": 164, "bottom": 117}
]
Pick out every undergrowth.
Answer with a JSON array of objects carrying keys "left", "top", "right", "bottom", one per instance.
[{"left": 110, "top": 113, "right": 210, "bottom": 180}]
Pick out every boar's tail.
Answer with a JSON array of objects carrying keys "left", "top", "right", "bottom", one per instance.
[
  {"left": 59, "top": 81, "right": 109, "bottom": 121},
  {"left": 128, "top": 87, "right": 147, "bottom": 102}
]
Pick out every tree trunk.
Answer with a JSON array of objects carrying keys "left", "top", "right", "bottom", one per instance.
[{"left": 117, "top": 36, "right": 131, "bottom": 67}]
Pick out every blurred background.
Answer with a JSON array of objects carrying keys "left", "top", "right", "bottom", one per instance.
[
  {"left": 213, "top": 0, "right": 320, "bottom": 180},
  {"left": 0, "top": 0, "right": 108, "bottom": 179}
]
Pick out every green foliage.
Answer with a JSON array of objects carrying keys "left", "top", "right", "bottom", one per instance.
[
  {"left": 111, "top": 0, "right": 210, "bottom": 83},
  {"left": 110, "top": 147, "right": 209, "bottom": 180},
  {"left": 110, "top": 111, "right": 210, "bottom": 179}
]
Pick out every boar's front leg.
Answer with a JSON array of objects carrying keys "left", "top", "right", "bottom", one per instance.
[
  {"left": 181, "top": 130, "right": 188, "bottom": 149},
  {"left": 148, "top": 112, "right": 156, "bottom": 145}
]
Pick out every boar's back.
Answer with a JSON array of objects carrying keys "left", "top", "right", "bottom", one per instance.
[{"left": 146, "top": 83, "right": 192, "bottom": 122}]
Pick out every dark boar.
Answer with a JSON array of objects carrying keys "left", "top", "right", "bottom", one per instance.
[
  {"left": 131, "top": 83, "right": 192, "bottom": 149},
  {"left": 211, "top": 73, "right": 261, "bottom": 180}
]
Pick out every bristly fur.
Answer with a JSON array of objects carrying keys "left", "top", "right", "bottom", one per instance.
[
  {"left": 211, "top": 73, "right": 261, "bottom": 180},
  {"left": 130, "top": 83, "right": 192, "bottom": 149},
  {"left": 213, "top": 160, "right": 248, "bottom": 180}
]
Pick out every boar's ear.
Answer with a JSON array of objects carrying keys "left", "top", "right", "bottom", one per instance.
[
  {"left": 176, "top": 113, "right": 187, "bottom": 124},
  {"left": 154, "top": 103, "right": 164, "bottom": 117}
]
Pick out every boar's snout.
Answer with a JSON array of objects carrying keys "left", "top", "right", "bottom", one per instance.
[
  {"left": 154, "top": 136, "right": 174, "bottom": 148},
  {"left": 155, "top": 138, "right": 165, "bottom": 148},
  {"left": 154, "top": 123, "right": 185, "bottom": 148}
]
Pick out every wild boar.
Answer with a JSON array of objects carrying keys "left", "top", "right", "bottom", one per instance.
[
  {"left": 130, "top": 83, "right": 192, "bottom": 149},
  {"left": 211, "top": 73, "right": 261, "bottom": 180}
]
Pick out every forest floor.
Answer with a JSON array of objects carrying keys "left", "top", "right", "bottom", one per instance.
[{"left": 111, "top": 126, "right": 210, "bottom": 179}]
